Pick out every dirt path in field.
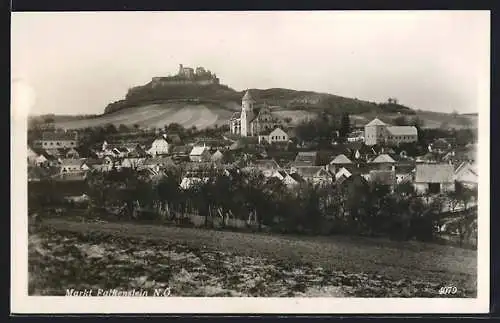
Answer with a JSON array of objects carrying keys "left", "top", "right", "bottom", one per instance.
[{"left": 39, "top": 218, "right": 477, "bottom": 290}]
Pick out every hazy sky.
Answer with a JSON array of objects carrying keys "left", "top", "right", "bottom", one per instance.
[{"left": 12, "top": 11, "right": 489, "bottom": 115}]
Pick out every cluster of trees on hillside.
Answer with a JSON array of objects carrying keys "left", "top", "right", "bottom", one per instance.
[
  {"left": 295, "top": 111, "right": 351, "bottom": 145},
  {"left": 30, "top": 167, "right": 477, "bottom": 248}
]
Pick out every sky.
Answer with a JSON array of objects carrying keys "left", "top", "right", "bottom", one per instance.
[{"left": 11, "top": 11, "right": 490, "bottom": 116}]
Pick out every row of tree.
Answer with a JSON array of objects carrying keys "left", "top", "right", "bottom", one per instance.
[{"left": 29, "top": 166, "right": 478, "bottom": 247}]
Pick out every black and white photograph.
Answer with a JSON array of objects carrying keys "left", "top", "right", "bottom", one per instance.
[{"left": 11, "top": 11, "right": 489, "bottom": 313}]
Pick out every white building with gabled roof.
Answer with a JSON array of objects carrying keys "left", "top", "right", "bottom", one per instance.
[
  {"left": 364, "top": 117, "right": 418, "bottom": 146},
  {"left": 147, "top": 135, "right": 171, "bottom": 156}
]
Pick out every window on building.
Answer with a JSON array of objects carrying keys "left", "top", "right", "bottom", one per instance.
[{"left": 50, "top": 142, "right": 54, "bottom": 146}]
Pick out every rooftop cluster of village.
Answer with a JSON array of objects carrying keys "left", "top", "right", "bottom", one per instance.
[{"left": 28, "top": 91, "right": 477, "bottom": 197}]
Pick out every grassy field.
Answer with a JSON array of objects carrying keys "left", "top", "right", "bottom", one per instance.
[
  {"left": 29, "top": 218, "right": 477, "bottom": 297},
  {"left": 54, "top": 103, "right": 234, "bottom": 130}
]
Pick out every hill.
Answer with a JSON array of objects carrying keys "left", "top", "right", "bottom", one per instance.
[{"left": 45, "top": 80, "right": 477, "bottom": 131}]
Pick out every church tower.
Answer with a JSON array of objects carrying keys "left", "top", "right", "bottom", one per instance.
[{"left": 240, "top": 90, "right": 255, "bottom": 137}]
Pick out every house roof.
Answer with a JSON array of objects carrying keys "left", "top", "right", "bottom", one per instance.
[
  {"left": 172, "top": 145, "right": 191, "bottom": 154},
  {"left": 370, "top": 154, "right": 396, "bottom": 164},
  {"left": 395, "top": 164, "right": 416, "bottom": 174},
  {"left": 291, "top": 160, "right": 316, "bottom": 167},
  {"left": 365, "top": 118, "right": 387, "bottom": 127},
  {"left": 41, "top": 131, "right": 78, "bottom": 141},
  {"left": 270, "top": 127, "right": 287, "bottom": 136},
  {"left": 143, "top": 156, "right": 174, "bottom": 166},
  {"left": 292, "top": 166, "right": 326, "bottom": 178},
  {"left": 59, "top": 158, "right": 83, "bottom": 167},
  {"left": 252, "top": 159, "right": 280, "bottom": 170},
  {"left": 190, "top": 146, "right": 209, "bottom": 156},
  {"left": 152, "top": 137, "right": 170, "bottom": 145},
  {"left": 386, "top": 126, "right": 418, "bottom": 136},
  {"left": 82, "top": 158, "right": 104, "bottom": 166},
  {"left": 330, "top": 154, "right": 353, "bottom": 165},
  {"left": 295, "top": 151, "right": 318, "bottom": 163},
  {"left": 415, "top": 164, "right": 455, "bottom": 183}
]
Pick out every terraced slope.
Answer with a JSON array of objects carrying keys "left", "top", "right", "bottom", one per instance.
[{"left": 55, "top": 103, "right": 235, "bottom": 130}]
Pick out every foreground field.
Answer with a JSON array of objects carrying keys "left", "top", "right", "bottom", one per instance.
[{"left": 29, "top": 218, "right": 477, "bottom": 297}]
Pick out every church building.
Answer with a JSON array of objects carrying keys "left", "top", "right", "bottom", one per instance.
[{"left": 229, "top": 90, "right": 282, "bottom": 137}]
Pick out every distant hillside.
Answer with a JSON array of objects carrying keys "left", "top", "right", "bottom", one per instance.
[
  {"left": 41, "top": 76, "right": 477, "bottom": 131},
  {"left": 104, "top": 82, "right": 415, "bottom": 116}
]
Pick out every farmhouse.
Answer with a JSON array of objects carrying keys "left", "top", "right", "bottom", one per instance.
[
  {"left": 58, "top": 158, "right": 84, "bottom": 174},
  {"left": 369, "top": 154, "right": 396, "bottom": 171},
  {"left": 271, "top": 170, "right": 303, "bottom": 188},
  {"left": 147, "top": 135, "right": 171, "bottom": 156},
  {"left": 189, "top": 146, "right": 211, "bottom": 163},
  {"left": 414, "top": 164, "right": 455, "bottom": 194},
  {"left": 258, "top": 127, "right": 289, "bottom": 145},
  {"left": 328, "top": 154, "right": 353, "bottom": 173}
]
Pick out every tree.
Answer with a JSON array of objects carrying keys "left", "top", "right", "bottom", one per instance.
[
  {"left": 104, "top": 123, "right": 118, "bottom": 134},
  {"left": 118, "top": 124, "right": 129, "bottom": 133},
  {"left": 339, "top": 113, "right": 351, "bottom": 141},
  {"left": 393, "top": 116, "right": 408, "bottom": 126}
]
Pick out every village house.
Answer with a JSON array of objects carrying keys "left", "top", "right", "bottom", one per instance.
[
  {"left": 395, "top": 164, "right": 415, "bottom": 184},
  {"left": 335, "top": 166, "right": 353, "bottom": 181},
  {"left": 147, "top": 135, "right": 171, "bottom": 156},
  {"left": 414, "top": 164, "right": 455, "bottom": 194},
  {"left": 271, "top": 170, "right": 304, "bottom": 188},
  {"left": 328, "top": 154, "right": 353, "bottom": 173},
  {"left": 80, "top": 158, "right": 104, "bottom": 171},
  {"left": 64, "top": 147, "right": 80, "bottom": 159},
  {"left": 431, "top": 138, "right": 452, "bottom": 153},
  {"left": 58, "top": 158, "right": 84, "bottom": 174},
  {"left": 189, "top": 146, "right": 211, "bottom": 163},
  {"left": 454, "top": 161, "right": 478, "bottom": 189},
  {"left": 34, "top": 131, "right": 79, "bottom": 149},
  {"left": 258, "top": 127, "right": 289, "bottom": 145},
  {"left": 121, "top": 157, "right": 146, "bottom": 169},
  {"left": 292, "top": 151, "right": 319, "bottom": 167},
  {"left": 369, "top": 154, "right": 396, "bottom": 171},
  {"left": 347, "top": 130, "right": 365, "bottom": 143},
  {"left": 364, "top": 118, "right": 418, "bottom": 146},
  {"left": 369, "top": 170, "right": 396, "bottom": 192},
  {"left": 27, "top": 146, "right": 39, "bottom": 165},
  {"left": 210, "top": 150, "right": 225, "bottom": 164},
  {"left": 229, "top": 91, "right": 282, "bottom": 137},
  {"left": 249, "top": 159, "right": 282, "bottom": 177},
  {"left": 141, "top": 156, "right": 175, "bottom": 172},
  {"left": 290, "top": 166, "right": 333, "bottom": 186},
  {"left": 171, "top": 145, "right": 191, "bottom": 160}
]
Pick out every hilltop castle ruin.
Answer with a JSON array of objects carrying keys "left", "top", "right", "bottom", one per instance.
[{"left": 151, "top": 64, "right": 220, "bottom": 87}]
